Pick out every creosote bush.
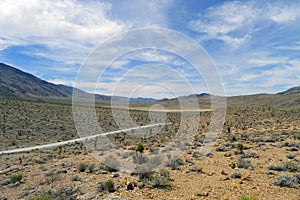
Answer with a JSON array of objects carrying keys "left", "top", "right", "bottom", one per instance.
[
  {"left": 136, "top": 143, "right": 145, "bottom": 153},
  {"left": 9, "top": 172, "right": 23, "bottom": 183},
  {"left": 78, "top": 162, "right": 88, "bottom": 172},
  {"left": 273, "top": 174, "right": 298, "bottom": 188}
]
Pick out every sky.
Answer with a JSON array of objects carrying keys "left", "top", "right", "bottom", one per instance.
[{"left": 0, "top": 0, "right": 299, "bottom": 98}]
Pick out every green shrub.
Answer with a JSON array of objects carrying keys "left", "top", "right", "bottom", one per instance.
[
  {"left": 268, "top": 162, "right": 298, "bottom": 172},
  {"left": 9, "top": 172, "right": 23, "bottom": 183},
  {"left": 237, "top": 143, "right": 244, "bottom": 152},
  {"left": 229, "top": 162, "right": 236, "bottom": 169},
  {"left": 283, "top": 162, "right": 298, "bottom": 172},
  {"left": 273, "top": 174, "right": 298, "bottom": 188},
  {"left": 152, "top": 169, "right": 171, "bottom": 188},
  {"left": 88, "top": 163, "right": 96, "bottom": 173},
  {"left": 106, "top": 180, "right": 115, "bottom": 192},
  {"left": 136, "top": 143, "right": 144, "bottom": 153},
  {"left": 78, "top": 162, "right": 88, "bottom": 172},
  {"left": 240, "top": 195, "right": 251, "bottom": 200}
]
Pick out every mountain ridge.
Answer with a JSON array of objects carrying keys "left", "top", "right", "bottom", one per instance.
[
  {"left": 0, "top": 63, "right": 299, "bottom": 107},
  {"left": 0, "top": 63, "right": 157, "bottom": 104}
]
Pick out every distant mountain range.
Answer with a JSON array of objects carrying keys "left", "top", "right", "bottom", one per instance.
[
  {"left": 0, "top": 63, "right": 299, "bottom": 107},
  {"left": 0, "top": 63, "right": 156, "bottom": 104}
]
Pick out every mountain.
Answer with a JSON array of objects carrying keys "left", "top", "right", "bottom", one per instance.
[
  {"left": 277, "top": 86, "right": 300, "bottom": 95},
  {"left": 0, "top": 63, "right": 157, "bottom": 104},
  {"left": 0, "top": 63, "right": 74, "bottom": 99}
]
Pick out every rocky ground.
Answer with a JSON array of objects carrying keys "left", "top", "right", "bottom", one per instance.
[{"left": 0, "top": 100, "right": 299, "bottom": 200}]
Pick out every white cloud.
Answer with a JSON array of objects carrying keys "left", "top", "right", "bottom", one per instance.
[
  {"left": 188, "top": 1, "right": 300, "bottom": 50},
  {"left": 109, "top": 0, "right": 174, "bottom": 27},
  {"left": 188, "top": 1, "right": 257, "bottom": 49},
  {"left": 268, "top": 3, "right": 300, "bottom": 23},
  {"left": 248, "top": 57, "right": 286, "bottom": 66},
  {"left": 0, "top": 0, "right": 127, "bottom": 63}
]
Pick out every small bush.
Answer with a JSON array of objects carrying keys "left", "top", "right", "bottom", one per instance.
[
  {"left": 9, "top": 172, "right": 23, "bottom": 183},
  {"left": 231, "top": 171, "right": 242, "bottom": 179},
  {"left": 268, "top": 164, "right": 285, "bottom": 171},
  {"left": 71, "top": 175, "right": 81, "bottom": 181},
  {"left": 167, "top": 157, "right": 184, "bottom": 170},
  {"left": 237, "top": 158, "right": 252, "bottom": 169},
  {"left": 237, "top": 143, "right": 244, "bottom": 152},
  {"left": 78, "top": 162, "right": 88, "bottom": 172},
  {"left": 152, "top": 169, "right": 171, "bottom": 188},
  {"left": 240, "top": 195, "right": 251, "bottom": 200},
  {"left": 106, "top": 180, "right": 115, "bottom": 192},
  {"left": 273, "top": 174, "right": 298, "bottom": 188},
  {"left": 268, "top": 162, "right": 298, "bottom": 172},
  {"left": 216, "top": 145, "right": 227, "bottom": 152},
  {"left": 136, "top": 143, "right": 144, "bottom": 153},
  {"left": 102, "top": 156, "right": 120, "bottom": 172},
  {"left": 229, "top": 162, "right": 236, "bottom": 169},
  {"left": 88, "top": 163, "right": 96, "bottom": 173},
  {"left": 283, "top": 162, "right": 298, "bottom": 172},
  {"left": 241, "top": 152, "right": 259, "bottom": 159}
]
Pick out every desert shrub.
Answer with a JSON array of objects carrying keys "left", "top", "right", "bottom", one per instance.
[
  {"left": 102, "top": 156, "right": 120, "bottom": 172},
  {"left": 132, "top": 153, "right": 148, "bottom": 164},
  {"left": 136, "top": 143, "right": 144, "bottom": 153},
  {"left": 9, "top": 172, "right": 23, "bottom": 183},
  {"left": 88, "top": 163, "right": 96, "bottom": 173},
  {"left": 286, "top": 154, "right": 296, "bottom": 159},
  {"left": 231, "top": 171, "right": 242, "bottom": 179},
  {"left": 283, "top": 162, "right": 298, "bottom": 172},
  {"left": 268, "top": 164, "right": 285, "bottom": 171},
  {"left": 237, "top": 158, "right": 252, "bottom": 169},
  {"left": 71, "top": 175, "right": 81, "bottom": 181},
  {"left": 273, "top": 174, "right": 298, "bottom": 188},
  {"left": 229, "top": 162, "right": 236, "bottom": 169},
  {"left": 167, "top": 156, "right": 184, "bottom": 170},
  {"left": 241, "top": 152, "right": 259, "bottom": 159},
  {"left": 268, "top": 162, "right": 298, "bottom": 172},
  {"left": 223, "top": 142, "right": 236, "bottom": 148},
  {"left": 237, "top": 143, "right": 244, "bottom": 152},
  {"left": 78, "top": 162, "right": 88, "bottom": 172},
  {"left": 106, "top": 180, "right": 115, "bottom": 192},
  {"left": 216, "top": 145, "right": 227, "bottom": 152},
  {"left": 152, "top": 169, "right": 171, "bottom": 188},
  {"left": 240, "top": 195, "right": 251, "bottom": 200}
]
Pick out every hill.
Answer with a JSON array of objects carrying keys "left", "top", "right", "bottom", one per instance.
[
  {"left": 0, "top": 63, "right": 73, "bottom": 99},
  {"left": 277, "top": 86, "right": 300, "bottom": 95},
  {"left": 0, "top": 63, "right": 156, "bottom": 104}
]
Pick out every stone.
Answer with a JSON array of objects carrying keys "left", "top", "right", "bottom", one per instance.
[{"left": 194, "top": 191, "right": 209, "bottom": 197}]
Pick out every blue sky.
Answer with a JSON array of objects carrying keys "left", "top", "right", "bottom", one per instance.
[{"left": 0, "top": 0, "right": 299, "bottom": 98}]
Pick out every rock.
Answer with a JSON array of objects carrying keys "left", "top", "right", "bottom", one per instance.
[
  {"left": 112, "top": 173, "right": 120, "bottom": 178},
  {"left": 222, "top": 176, "right": 230, "bottom": 181},
  {"left": 224, "top": 152, "right": 232, "bottom": 157},
  {"left": 126, "top": 182, "right": 134, "bottom": 190},
  {"left": 221, "top": 170, "right": 228, "bottom": 175},
  {"left": 194, "top": 191, "right": 209, "bottom": 197}
]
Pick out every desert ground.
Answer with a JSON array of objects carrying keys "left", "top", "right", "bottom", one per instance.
[{"left": 0, "top": 98, "right": 299, "bottom": 200}]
